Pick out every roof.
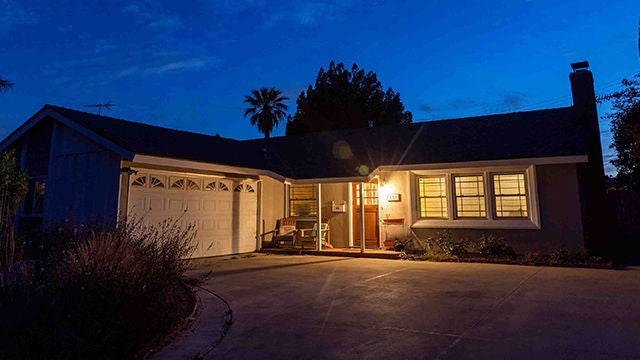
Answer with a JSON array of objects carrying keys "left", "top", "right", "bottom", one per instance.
[{"left": 3, "top": 104, "right": 588, "bottom": 180}]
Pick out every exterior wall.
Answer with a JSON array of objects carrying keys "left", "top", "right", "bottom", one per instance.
[
  {"left": 14, "top": 119, "right": 55, "bottom": 232},
  {"left": 45, "top": 122, "right": 122, "bottom": 228},
  {"left": 319, "top": 183, "right": 350, "bottom": 248},
  {"left": 260, "top": 176, "right": 286, "bottom": 240},
  {"left": 378, "top": 171, "right": 413, "bottom": 244},
  {"left": 379, "top": 164, "right": 585, "bottom": 254}
]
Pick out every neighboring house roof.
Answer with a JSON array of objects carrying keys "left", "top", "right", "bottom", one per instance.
[{"left": 3, "top": 104, "right": 588, "bottom": 180}]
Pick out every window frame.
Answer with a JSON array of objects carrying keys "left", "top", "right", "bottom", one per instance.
[
  {"left": 288, "top": 184, "right": 318, "bottom": 217},
  {"left": 413, "top": 165, "right": 540, "bottom": 230},
  {"left": 21, "top": 176, "right": 47, "bottom": 216},
  {"left": 492, "top": 172, "right": 529, "bottom": 219},
  {"left": 453, "top": 174, "right": 487, "bottom": 219},
  {"left": 417, "top": 175, "right": 449, "bottom": 219}
]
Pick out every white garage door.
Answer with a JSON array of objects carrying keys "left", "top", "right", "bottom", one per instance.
[{"left": 127, "top": 172, "right": 258, "bottom": 258}]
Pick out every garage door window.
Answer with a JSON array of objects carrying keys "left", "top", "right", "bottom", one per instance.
[
  {"left": 187, "top": 178, "right": 201, "bottom": 190},
  {"left": 132, "top": 175, "right": 146, "bottom": 187},
  {"left": 170, "top": 177, "right": 184, "bottom": 189},
  {"left": 204, "top": 179, "right": 231, "bottom": 191},
  {"left": 234, "top": 183, "right": 255, "bottom": 193},
  {"left": 150, "top": 176, "right": 165, "bottom": 188}
]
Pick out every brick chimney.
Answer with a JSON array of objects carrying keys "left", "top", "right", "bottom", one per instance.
[{"left": 569, "top": 61, "right": 607, "bottom": 255}]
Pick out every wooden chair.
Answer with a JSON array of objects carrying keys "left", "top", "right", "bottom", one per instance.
[
  {"left": 261, "top": 217, "right": 298, "bottom": 248},
  {"left": 299, "top": 219, "right": 332, "bottom": 250}
]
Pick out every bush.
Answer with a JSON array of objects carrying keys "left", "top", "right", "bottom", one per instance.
[
  {"left": 548, "top": 248, "right": 588, "bottom": 264},
  {"left": 0, "top": 150, "right": 29, "bottom": 270},
  {"left": 477, "top": 234, "right": 515, "bottom": 258},
  {"left": 0, "top": 218, "right": 196, "bottom": 359},
  {"left": 427, "top": 230, "right": 468, "bottom": 256},
  {"left": 416, "top": 252, "right": 459, "bottom": 262}
]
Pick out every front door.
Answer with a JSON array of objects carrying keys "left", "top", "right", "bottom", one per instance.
[{"left": 352, "top": 180, "right": 379, "bottom": 248}]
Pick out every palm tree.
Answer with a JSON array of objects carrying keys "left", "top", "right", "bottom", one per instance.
[
  {"left": 0, "top": 77, "right": 14, "bottom": 92},
  {"left": 244, "top": 87, "right": 289, "bottom": 139}
]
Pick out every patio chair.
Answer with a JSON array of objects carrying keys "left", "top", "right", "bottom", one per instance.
[
  {"left": 261, "top": 217, "right": 298, "bottom": 248},
  {"left": 299, "top": 220, "right": 332, "bottom": 250}
]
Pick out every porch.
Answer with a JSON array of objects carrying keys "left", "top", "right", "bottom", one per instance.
[
  {"left": 257, "top": 247, "right": 402, "bottom": 260},
  {"left": 259, "top": 171, "right": 411, "bottom": 254}
]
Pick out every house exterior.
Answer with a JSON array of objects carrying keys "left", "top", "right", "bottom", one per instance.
[{"left": 0, "top": 62, "right": 607, "bottom": 257}]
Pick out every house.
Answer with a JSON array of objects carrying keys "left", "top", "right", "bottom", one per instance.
[{"left": 0, "top": 62, "right": 607, "bottom": 257}]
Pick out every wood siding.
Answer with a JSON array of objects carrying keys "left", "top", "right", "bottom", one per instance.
[{"left": 45, "top": 122, "right": 121, "bottom": 228}]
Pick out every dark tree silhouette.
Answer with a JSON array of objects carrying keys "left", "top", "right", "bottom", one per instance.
[
  {"left": 244, "top": 87, "right": 289, "bottom": 139},
  {"left": 0, "top": 77, "right": 14, "bottom": 92},
  {"left": 604, "top": 74, "right": 640, "bottom": 189},
  {"left": 286, "top": 61, "right": 412, "bottom": 135}
]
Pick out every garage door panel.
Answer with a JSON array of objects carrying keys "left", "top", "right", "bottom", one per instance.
[
  {"left": 128, "top": 174, "right": 257, "bottom": 258},
  {"left": 168, "top": 199, "right": 184, "bottom": 212},
  {"left": 149, "top": 198, "right": 165, "bottom": 211},
  {"left": 216, "top": 237, "right": 231, "bottom": 250},
  {"left": 203, "top": 199, "right": 216, "bottom": 211},
  {"left": 186, "top": 199, "right": 200, "bottom": 212},
  {"left": 216, "top": 199, "right": 232, "bottom": 212}
]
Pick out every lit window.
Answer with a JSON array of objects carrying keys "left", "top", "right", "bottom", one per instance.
[
  {"left": 418, "top": 177, "right": 447, "bottom": 218},
  {"left": 493, "top": 173, "right": 528, "bottom": 218},
  {"left": 454, "top": 175, "right": 486, "bottom": 218},
  {"left": 289, "top": 184, "right": 317, "bottom": 216},
  {"left": 355, "top": 182, "right": 378, "bottom": 206}
]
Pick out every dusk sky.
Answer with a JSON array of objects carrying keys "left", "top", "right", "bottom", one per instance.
[{"left": 1, "top": 1, "right": 639, "bottom": 174}]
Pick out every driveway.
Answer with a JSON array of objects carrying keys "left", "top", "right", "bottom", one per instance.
[{"left": 174, "top": 255, "right": 640, "bottom": 359}]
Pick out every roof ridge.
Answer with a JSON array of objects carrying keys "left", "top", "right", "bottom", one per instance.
[{"left": 240, "top": 106, "right": 574, "bottom": 143}]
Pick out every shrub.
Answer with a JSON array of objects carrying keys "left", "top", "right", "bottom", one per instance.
[
  {"left": 0, "top": 150, "right": 29, "bottom": 270},
  {"left": 548, "top": 248, "right": 589, "bottom": 264},
  {"left": 519, "top": 252, "right": 546, "bottom": 266},
  {"left": 417, "top": 252, "right": 459, "bottom": 262},
  {"left": 428, "top": 230, "right": 466, "bottom": 255},
  {"left": 477, "top": 234, "right": 515, "bottom": 258},
  {"left": 0, "top": 217, "right": 196, "bottom": 359}
]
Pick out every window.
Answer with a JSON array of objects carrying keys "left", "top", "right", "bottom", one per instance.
[
  {"left": 170, "top": 177, "right": 184, "bottom": 189},
  {"left": 414, "top": 167, "right": 537, "bottom": 229},
  {"left": 289, "top": 184, "right": 317, "bottom": 216},
  {"left": 131, "top": 175, "right": 146, "bottom": 187},
  {"left": 23, "top": 178, "right": 46, "bottom": 215},
  {"left": 187, "top": 178, "right": 201, "bottom": 190},
  {"left": 355, "top": 182, "right": 378, "bottom": 206},
  {"left": 418, "top": 176, "right": 447, "bottom": 218},
  {"left": 493, "top": 173, "right": 528, "bottom": 218},
  {"left": 205, "top": 180, "right": 217, "bottom": 191},
  {"left": 454, "top": 175, "right": 486, "bottom": 218},
  {"left": 150, "top": 176, "right": 165, "bottom": 188},
  {"left": 234, "top": 183, "right": 256, "bottom": 193}
]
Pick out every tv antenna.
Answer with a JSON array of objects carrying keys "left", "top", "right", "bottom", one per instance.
[{"left": 83, "top": 100, "right": 115, "bottom": 115}]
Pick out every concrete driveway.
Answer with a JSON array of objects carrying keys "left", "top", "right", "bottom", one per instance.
[{"left": 177, "top": 255, "right": 640, "bottom": 359}]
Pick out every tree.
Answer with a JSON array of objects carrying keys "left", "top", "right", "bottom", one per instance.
[
  {"left": 0, "top": 77, "right": 13, "bottom": 92},
  {"left": 604, "top": 74, "right": 640, "bottom": 189},
  {"left": 243, "top": 87, "right": 289, "bottom": 139},
  {"left": 0, "top": 150, "right": 28, "bottom": 269},
  {"left": 286, "top": 61, "right": 412, "bottom": 135}
]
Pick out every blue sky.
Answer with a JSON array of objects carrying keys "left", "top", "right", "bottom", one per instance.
[{"left": 1, "top": 0, "right": 639, "bottom": 174}]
